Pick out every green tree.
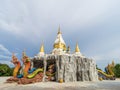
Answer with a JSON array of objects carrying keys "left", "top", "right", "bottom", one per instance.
[
  {"left": 0, "top": 63, "right": 13, "bottom": 76},
  {"left": 114, "top": 64, "right": 120, "bottom": 78},
  {"left": 96, "top": 65, "right": 102, "bottom": 70}
]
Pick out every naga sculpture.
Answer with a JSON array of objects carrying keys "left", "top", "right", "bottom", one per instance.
[
  {"left": 22, "top": 51, "right": 31, "bottom": 78},
  {"left": 6, "top": 51, "right": 44, "bottom": 84},
  {"left": 17, "top": 51, "right": 44, "bottom": 84},
  {"left": 98, "top": 61, "right": 115, "bottom": 80},
  {"left": 6, "top": 53, "right": 21, "bottom": 82}
]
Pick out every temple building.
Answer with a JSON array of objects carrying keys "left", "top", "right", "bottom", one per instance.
[
  {"left": 35, "top": 26, "right": 84, "bottom": 56},
  {"left": 31, "top": 27, "right": 98, "bottom": 82}
]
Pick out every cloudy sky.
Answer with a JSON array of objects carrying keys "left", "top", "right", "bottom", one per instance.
[{"left": 0, "top": 0, "right": 120, "bottom": 70}]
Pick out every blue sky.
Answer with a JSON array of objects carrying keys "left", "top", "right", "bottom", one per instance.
[{"left": 0, "top": 0, "right": 120, "bottom": 70}]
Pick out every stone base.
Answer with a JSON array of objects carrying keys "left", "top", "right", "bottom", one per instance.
[{"left": 32, "top": 54, "right": 98, "bottom": 82}]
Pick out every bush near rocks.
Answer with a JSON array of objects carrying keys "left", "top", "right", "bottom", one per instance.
[{"left": 114, "top": 64, "right": 120, "bottom": 78}]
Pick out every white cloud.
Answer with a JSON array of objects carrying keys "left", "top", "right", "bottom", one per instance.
[
  {"left": 0, "top": 0, "right": 119, "bottom": 43},
  {"left": 0, "top": 60, "right": 14, "bottom": 67},
  {"left": 0, "top": 44, "right": 12, "bottom": 66},
  {"left": 0, "top": 55, "right": 11, "bottom": 60},
  {"left": 86, "top": 44, "right": 120, "bottom": 69},
  {"left": 0, "top": 44, "right": 11, "bottom": 55},
  {"left": 0, "top": 44, "right": 20, "bottom": 66}
]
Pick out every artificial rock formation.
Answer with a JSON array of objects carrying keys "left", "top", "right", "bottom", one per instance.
[{"left": 32, "top": 54, "right": 98, "bottom": 82}]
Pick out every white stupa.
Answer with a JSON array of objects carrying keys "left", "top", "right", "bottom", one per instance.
[
  {"left": 52, "top": 26, "right": 67, "bottom": 55},
  {"left": 74, "top": 43, "right": 85, "bottom": 58},
  {"left": 35, "top": 44, "right": 45, "bottom": 59}
]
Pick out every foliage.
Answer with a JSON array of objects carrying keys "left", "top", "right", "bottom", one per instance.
[
  {"left": 96, "top": 65, "right": 102, "bottom": 70},
  {"left": 113, "top": 64, "right": 120, "bottom": 78},
  {"left": 0, "top": 63, "right": 14, "bottom": 76}
]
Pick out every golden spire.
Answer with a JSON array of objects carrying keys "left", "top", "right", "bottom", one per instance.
[
  {"left": 58, "top": 35, "right": 61, "bottom": 43},
  {"left": 58, "top": 37, "right": 62, "bottom": 48},
  {"left": 57, "top": 25, "right": 61, "bottom": 34},
  {"left": 40, "top": 44, "right": 44, "bottom": 52},
  {"left": 75, "top": 43, "right": 80, "bottom": 52}
]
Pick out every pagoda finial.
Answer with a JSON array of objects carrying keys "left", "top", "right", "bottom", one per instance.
[
  {"left": 57, "top": 25, "right": 61, "bottom": 34},
  {"left": 40, "top": 44, "right": 44, "bottom": 52},
  {"left": 75, "top": 42, "right": 80, "bottom": 52}
]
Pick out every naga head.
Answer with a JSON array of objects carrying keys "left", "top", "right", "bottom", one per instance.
[
  {"left": 22, "top": 50, "right": 30, "bottom": 64},
  {"left": 11, "top": 53, "right": 18, "bottom": 64}
]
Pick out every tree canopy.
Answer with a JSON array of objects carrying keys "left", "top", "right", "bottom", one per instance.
[
  {"left": 114, "top": 64, "right": 120, "bottom": 78},
  {"left": 0, "top": 63, "right": 13, "bottom": 76}
]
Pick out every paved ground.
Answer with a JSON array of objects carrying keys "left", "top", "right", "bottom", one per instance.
[{"left": 0, "top": 77, "right": 120, "bottom": 90}]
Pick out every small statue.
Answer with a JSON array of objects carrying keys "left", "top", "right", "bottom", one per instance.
[{"left": 46, "top": 64, "right": 56, "bottom": 81}]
